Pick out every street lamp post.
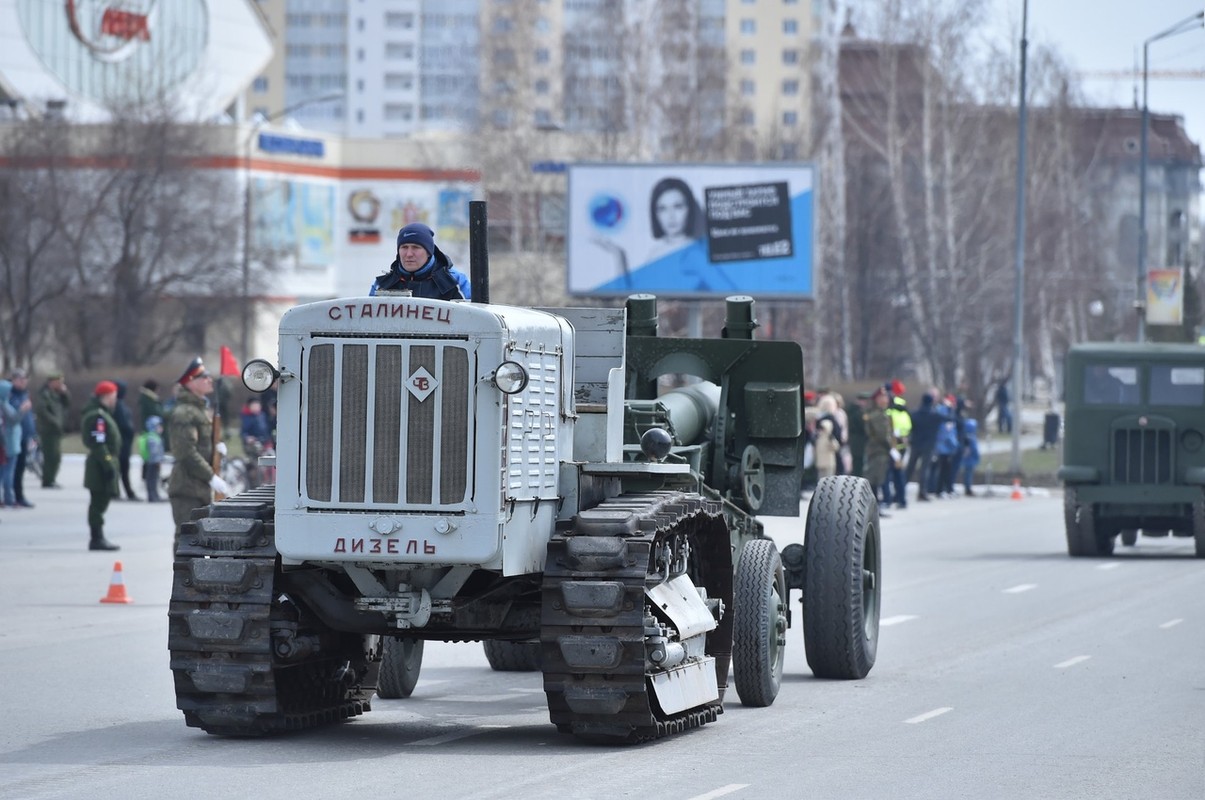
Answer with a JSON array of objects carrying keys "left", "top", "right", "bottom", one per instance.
[
  {"left": 1137, "top": 10, "right": 1203, "bottom": 343},
  {"left": 240, "top": 92, "right": 344, "bottom": 360}
]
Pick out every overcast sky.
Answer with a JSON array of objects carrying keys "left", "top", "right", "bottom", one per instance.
[{"left": 988, "top": 0, "right": 1205, "bottom": 150}]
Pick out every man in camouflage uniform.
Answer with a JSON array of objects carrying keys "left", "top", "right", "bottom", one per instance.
[
  {"left": 862, "top": 387, "right": 894, "bottom": 518},
  {"left": 81, "top": 381, "right": 121, "bottom": 551},
  {"left": 35, "top": 370, "right": 70, "bottom": 488},
  {"left": 168, "top": 357, "right": 229, "bottom": 539}
]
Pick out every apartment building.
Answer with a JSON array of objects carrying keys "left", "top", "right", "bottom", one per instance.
[{"left": 244, "top": 0, "right": 820, "bottom": 156}]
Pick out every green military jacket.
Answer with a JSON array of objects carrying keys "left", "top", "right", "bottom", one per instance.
[
  {"left": 36, "top": 384, "right": 70, "bottom": 440},
  {"left": 167, "top": 388, "right": 215, "bottom": 501},
  {"left": 80, "top": 398, "right": 121, "bottom": 495},
  {"left": 862, "top": 407, "right": 893, "bottom": 460}
]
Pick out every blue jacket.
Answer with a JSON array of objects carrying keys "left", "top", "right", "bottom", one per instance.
[
  {"left": 8, "top": 384, "right": 36, "bottom": 444},
  {"left": 909, "top": 395, "right": 941, "bottom": 450},
  {"left": 934, "top": 406, "right": 960, "bottom": 456},
  {"left": 370, "top": 246, "right": 470, "bottom": 300},
  {"left": 961, "top": 419, "right": 981, "bottom": 468}
]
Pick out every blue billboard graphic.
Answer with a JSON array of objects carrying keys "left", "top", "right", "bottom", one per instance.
[{"left": 567, "top": 163, "right": 815, "bottom": 298}]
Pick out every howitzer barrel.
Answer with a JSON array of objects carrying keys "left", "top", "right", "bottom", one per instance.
[{"left": 657, "top": 382, "right": 720, "bottom": 445}]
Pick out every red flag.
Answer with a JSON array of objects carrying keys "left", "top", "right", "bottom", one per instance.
[{"left": 220, "top": 346, "right": 240, "bottom": 377}]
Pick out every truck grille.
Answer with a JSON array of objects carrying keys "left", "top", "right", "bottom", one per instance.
[
  {"left": 303, "top": 339, "right": 471, "bottom": 507},
  {"left": 1111, "top": 427, "right": 1172, "bottom": 484}
]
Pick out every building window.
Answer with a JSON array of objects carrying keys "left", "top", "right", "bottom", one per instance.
[
  {"left": 384, "top": 73, "right": 413, "bottom": 90},
  {"left": 493, "top": 17, "right": 513, "bottom": 33},
  {"left": 356, "top": 48, "right": 364, "bottom": 61},
  {"left": 356, "top": 17, "right": 364, "bottom": 31},
  {"left": 356, "top": 109, "right": 364, "bottom": 123},
  {"left": 535, "top": 47, "right": 551, "bottom": 63},
  {"left": 740, "top": 79, "right": 755, "bottom": 95},
  {"left": 740, "top": 19, "right": 755, "bottom": 34},
  {"left": 492, "top": 108, "right": 512, "bottom": 128},
  {"left": 385, "top": 12, "right": 414, "bottom": 28},
  {"left": 740, "top": 49, "right": 755, "bottom": 64},
  {"left": 252, "top": 76, "right": 268, "bottom": 92},
  {"left": 783, "top": 19, "right": 797, "bottom": 34},
  {"left": 386, "top": 43, "right": 415, "bottom": 59},
  {"left": 384, "top": 103, "right": 413, "bottom": 121},
  {"left": 534, "top": 108, "right": 552, "bottom": 127},
  {"left": 534, "top": 78, "right": 550, "bottom": 94},
  {"left": 782, "top": 79, "right": 798, "bottom": 95},
  {"left": 781, "top": 142, "right": 798, "bottom": 159},
  {"left": 740, "top": 109, "right": 755, "bottom": 125},
  {"left": 782, "top": 49, "right": 799, "bottom": 64},
  {"left": 783, "top": 111, "right": 798, "bottom": 125}
]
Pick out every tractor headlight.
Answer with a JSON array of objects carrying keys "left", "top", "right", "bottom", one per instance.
[
  {"left": 242, "top": 359, "right": 279, "bottom": 393},
  {"left": 493, "top": 361, "right": 528, "bottom": 395}
]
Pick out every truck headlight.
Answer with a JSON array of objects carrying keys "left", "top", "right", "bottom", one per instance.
[
  {"left": 493, "top": 361, "right": 528, "bottom": 394},
  {"left": 242, "top": 359, "right": 279, "bottom": 393}
]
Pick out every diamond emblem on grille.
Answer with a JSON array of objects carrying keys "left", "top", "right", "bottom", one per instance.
[{"left": 406, "top": 366, "right": 438, "bottom": 402}]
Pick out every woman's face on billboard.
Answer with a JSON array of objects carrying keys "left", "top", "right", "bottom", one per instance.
[{"left": 654, "top": 188, "right": 689, "bottom": 239}]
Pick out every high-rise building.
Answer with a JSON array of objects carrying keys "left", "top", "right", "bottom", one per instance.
[{"left": 244, "top": 0, "right": 819, "bottom": 156}]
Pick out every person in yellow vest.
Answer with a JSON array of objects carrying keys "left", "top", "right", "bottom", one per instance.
[{"left": 884, "top": 394, "right": 912, "bottom": 509}]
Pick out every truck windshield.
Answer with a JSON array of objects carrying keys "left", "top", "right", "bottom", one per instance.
[
  {"left": 1149, "top": 365, "right": 1205, "bottom": 406},
  {"left": 1083, "top": 365, "right": 1140, "bottom": 405}
]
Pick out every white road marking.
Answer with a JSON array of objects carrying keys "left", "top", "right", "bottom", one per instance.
[
  {"left": 1159, "top": 618, "right": 1184, "bottom": 629},
  {"left": 685, "top": 785, "right": 750, "bottom": 800},
  {"left": 1054, "top": 655, "right": 1091, "bottom": 669},
  {"left": 1097, "top": 562, "right": 1121, "bottom": 571},
  {"left": 408, "top": 725, "right": 510, "bottom": 746},
  {"left": 905, "top": 707, "right": 952, "bottom": 724},
  {"left": 1002, "top": 584, "right": 1037, "bottom": 594},
  {"left": 880, "top": 615, "right": 918, "bottom": 626}
]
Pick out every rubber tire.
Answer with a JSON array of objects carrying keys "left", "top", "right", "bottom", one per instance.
[
  {"left": 732, "top": 538, "right": 787, "bottom": 707},
  {"left": 1193, "top": 494, "right": 1205, "bottom": 558},
  {"left": 1065, "top": 488, "right": 1102, "bottom": 557},
  {"left": 483, "top": 639, "right": 542, "bottom": 672},
  {"left": 802, "top": 475, "right": 880, "bottom": 679},
  {"left": 1120, "top": 529, "right": 1138, "bottom": 547},
  {"left": 377, "top": 636, "right": 423, "bottom": 698}
]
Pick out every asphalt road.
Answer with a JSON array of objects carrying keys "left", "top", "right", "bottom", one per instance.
[{"left": 0, "top": 458, "right": 1201, "bottom": 800}]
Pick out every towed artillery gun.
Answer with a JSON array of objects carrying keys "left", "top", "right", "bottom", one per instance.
[{"left": 169, "top": 223, "right": 881, "bottom": 742}]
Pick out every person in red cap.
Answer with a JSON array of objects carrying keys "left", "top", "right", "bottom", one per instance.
[
  {"left": 167, "top": 357, "right": 229, "bottom": 541},
  {"left": 80, "top": 380, "right": 122, "bottom": 550}
]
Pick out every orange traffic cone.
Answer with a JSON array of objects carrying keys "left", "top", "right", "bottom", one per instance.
[
  {"left": 100, "top": 561, "right": 133, "bottom": 604},
  {"left": 1010, "top": 478, "right": 1023, "bottom": 501}
]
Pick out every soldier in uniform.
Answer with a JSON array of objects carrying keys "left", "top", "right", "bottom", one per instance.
[
  {"left": 34, "top": 370, "right": 70, "bottom": 488},
  {"left": 862, "top": 387, "right": 894, "bottom": 518},
  {"left": 167, "top": 357, "right": 229, "bottom": 539},
  {"left": 81, "top": 381, "right": 122, "bottom": 551}
]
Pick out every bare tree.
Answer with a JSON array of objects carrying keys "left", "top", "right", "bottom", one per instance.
[{"left": 0, "top": 98, "right": 244, "bottom": 372}]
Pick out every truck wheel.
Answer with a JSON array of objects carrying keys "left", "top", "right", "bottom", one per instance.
[
  {"left": 1064, "top": 488, "right": 1102, "bottom": 557},
  {"left": 1120, "top": 529, "right": 1138, "bottom": 547},
  {"left": 1193, "top": 495, "right": 1205, "bottom": 559},
  {"left": 377, "top": 636, "right": 423, "bottom": 699},
  {"left": 732, "top": 538, "right": 787, "bottom": 707},
  {"left": 802, "top": 475, "right": 880, "bottom": 679},
  {"left": 483, "top": 639, "right": 542, "bottom": 672}
]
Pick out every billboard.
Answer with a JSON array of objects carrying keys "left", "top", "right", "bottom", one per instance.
[{"left": 567, "top": 163, "right": 815, "bottom": 298}]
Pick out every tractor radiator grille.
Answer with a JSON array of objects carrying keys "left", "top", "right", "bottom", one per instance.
[
  {"left": 1111, "top": 427, "right": 1172, "bottom": 485},
  {"left": 304, "top": 339, "right": 471, "bottom": 507}
]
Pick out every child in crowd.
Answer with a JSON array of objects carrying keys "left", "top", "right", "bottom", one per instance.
[
  {"left": 137, "top": 415, "right": 166, "bottom": 502},
  {"left": 959, "top": 418, "right": 981, "bottom": 496}
]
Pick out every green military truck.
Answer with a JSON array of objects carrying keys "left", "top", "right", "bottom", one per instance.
[{"left": 1059, "top": 343, "right": 1205, "bottom": 558}]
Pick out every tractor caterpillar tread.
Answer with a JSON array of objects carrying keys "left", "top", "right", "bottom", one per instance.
[
  {"left": 168, "top": 490, "right": 377, "bottom": 736},
  {"left": 541, "top": 490, "right": 733, "bottom": 743}
]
